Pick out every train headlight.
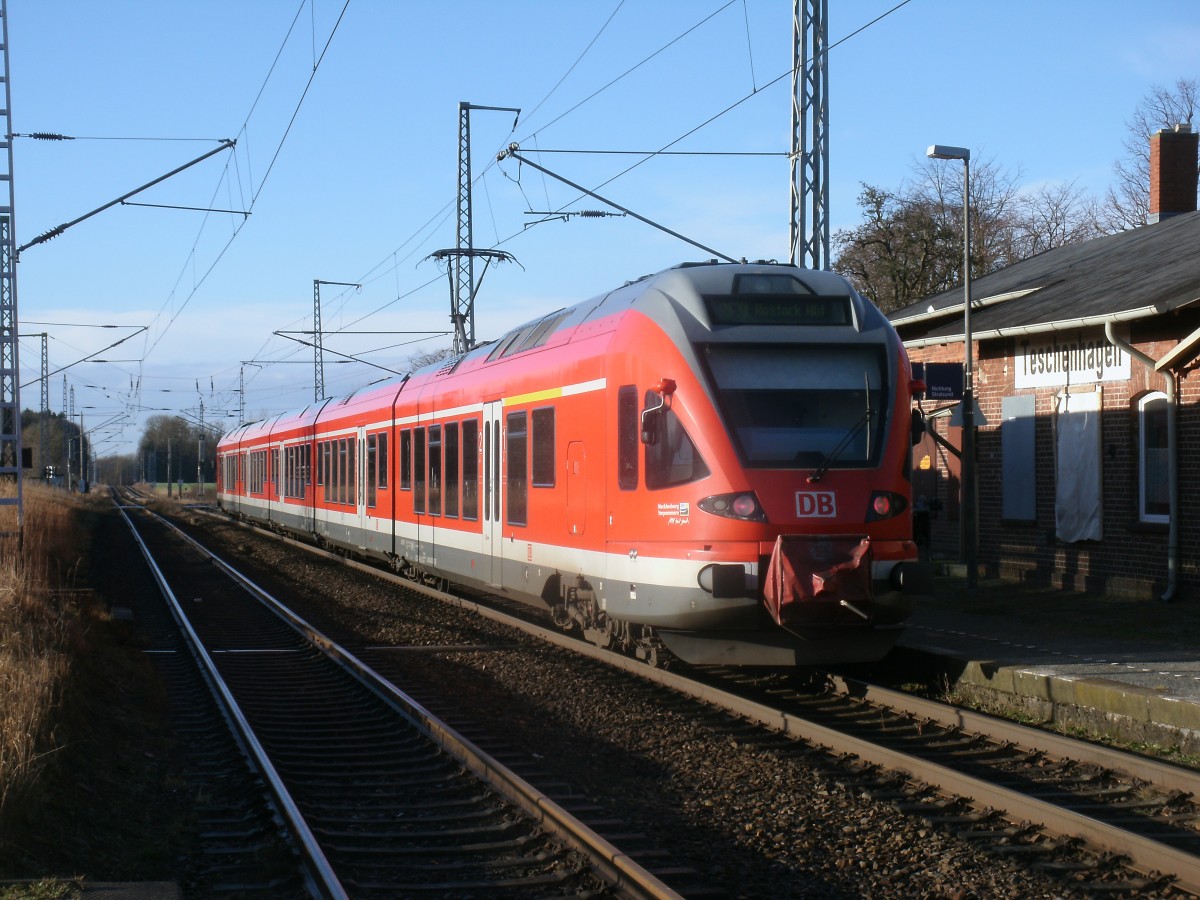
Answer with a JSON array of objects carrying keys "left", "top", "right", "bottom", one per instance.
[
  {"left": 699, "top": 491, "right": 767, "bottom": 522},
  {"left": 866, "top": 491, "right": 908, "bottom": 521}
]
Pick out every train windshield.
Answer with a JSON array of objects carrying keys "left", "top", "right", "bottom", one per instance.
[{"left": 703, "top": 344, "right": 888, "bottom": 469}]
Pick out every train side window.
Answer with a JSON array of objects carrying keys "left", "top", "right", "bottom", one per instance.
[
  {"left": 319, "top": 442, "right": 327, "bottom": 502},
  {"left": 295, "top": 446, "right": 301, "bottom": 499},
  {"left": 272, "top": 449, "right": 280, "bottom": 496},
  {"left": 336, "top": 440, "right": 344, "bottom": 503},
  {"left": 462, "top": 419, "right": 479, "bottom": 520},
  {"left": 325, "top": 441, "right": 334, "bottom": 503},
  {"left": 250, "top": 450, "right": 266, "bottom": 494},
  {"left": 367, "top": 434, "right": 378, "bottom": 508},
  {"left": 378, "top": 432, "right": 388, "bottom": 490},
  {"left": 643, "top": 394, "right": 710, "bottom": 490},
  {"left": 414, "top": 427, "right": 426, "bottom": 514},
  {"left": 445, "top": 421, "right": 460, "bottom": 519},
  {"left": 400, "top": 429, "right": 412, "bottom": 491},
  {"left": 349, "top": 437, "right": 357, "bottom": 506},
  {"left": 428, "top": 425, "right": 442, "bottom": 516},
  {"left": 532, "top": 407, "right": 555, "bottom": 487},
  {"left": 618, "top": 385, "right": 639, "bottom": 490},
  {"left": 336, "top": 438, "right": 345, "bottom": 505},
  {"left": 506, "top": 412, "right": 528, "bottom": 526},
  {"left": 324, "top": 442, "right": 333, "bottom": 503}
]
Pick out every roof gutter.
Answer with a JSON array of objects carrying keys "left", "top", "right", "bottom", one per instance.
[
  {"left": 890, "top": 287, "right": 1044, "bottom": 328},
  {"left": 1105, "top": 321, "right": 1179, "bottom": 602}
]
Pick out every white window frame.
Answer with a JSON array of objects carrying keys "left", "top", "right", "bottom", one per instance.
[{"left": 1138, "top": 391, "right": 1169, "bottom": 525}]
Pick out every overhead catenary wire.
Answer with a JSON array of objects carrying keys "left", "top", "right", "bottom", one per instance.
[
  {"left": 243, "top": 1, "right": 916, "bottom": 397},
  {"left": 38, "top": 2, "right": 915, "bottom": 456}
]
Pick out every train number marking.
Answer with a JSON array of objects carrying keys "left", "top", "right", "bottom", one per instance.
[{"left": 795, "top": 491, "right": 836, "bottom": 518}]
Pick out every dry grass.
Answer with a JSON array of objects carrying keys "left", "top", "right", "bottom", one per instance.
[{"left": 0, "top": 483, "right": 87, "bottom": 822}]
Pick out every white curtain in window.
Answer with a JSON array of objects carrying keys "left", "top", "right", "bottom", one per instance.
[{"left": 1055, "top": 389, "right": 1102, "bottom": 542}]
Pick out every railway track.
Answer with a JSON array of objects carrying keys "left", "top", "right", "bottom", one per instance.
[
  {"left": 115, "top": 493, "right": 690, "bottom": 898},
  {"left": 167, "top": 498, "right": 1200, "bottom": 897}
]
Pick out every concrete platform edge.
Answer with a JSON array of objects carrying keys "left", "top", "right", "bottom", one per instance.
[{"left": 891, "top": 646, "right": 1200, "bottom": 756}]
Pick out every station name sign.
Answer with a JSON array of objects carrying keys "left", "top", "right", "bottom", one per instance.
[{"left": 1015, "top": 334, "right": 1128, "bottom": 389}]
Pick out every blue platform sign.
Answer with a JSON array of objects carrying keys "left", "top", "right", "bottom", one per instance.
[{"left": 911, "top": 361, "right": 964, "bottom": 401}]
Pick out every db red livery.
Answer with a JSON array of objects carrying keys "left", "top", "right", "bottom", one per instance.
[{"left": 217, "top": 261, "right": 932, "bottom": 666}]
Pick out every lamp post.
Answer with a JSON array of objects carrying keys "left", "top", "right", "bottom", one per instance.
[{"left": 926, "top": 144, "right": 977, "bottom": 591}]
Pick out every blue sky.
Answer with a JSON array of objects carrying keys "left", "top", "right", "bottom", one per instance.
[{"left": 10, "top": 0, "right": 1199, "bottom": 458}]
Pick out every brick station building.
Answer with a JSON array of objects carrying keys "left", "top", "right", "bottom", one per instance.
[{"left": 888, "top": 126, "right": 1200, "bottom": 599}]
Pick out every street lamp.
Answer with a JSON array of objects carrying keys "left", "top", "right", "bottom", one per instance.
[{"left": 926, "top": 144, "right": 977, "bottom": 591}]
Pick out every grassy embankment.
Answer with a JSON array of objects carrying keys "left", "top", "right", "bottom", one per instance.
[
  {"left": 0, "top": 484, "right": 185, "bottom": 897},
  {"left": 0, "top": 484, "right": 83, "bottom": 822}
]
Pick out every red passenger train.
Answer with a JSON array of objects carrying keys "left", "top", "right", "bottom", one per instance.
[{"left": 217, "top": 261, "right": 932, "bottom": 666}]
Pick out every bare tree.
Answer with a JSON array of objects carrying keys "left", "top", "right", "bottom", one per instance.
[
  {"left": 404, "top": 346, "right": 455, "bottom": 370},
  {"left": 1102, "top": 78, "right": 1198, "bottom": 231},
  {"left": 1016, "top": 180, "right": 1104, "bottom": 257},
  {"left": 833, "top": 156, "right": 1028, "bottom": 312}
]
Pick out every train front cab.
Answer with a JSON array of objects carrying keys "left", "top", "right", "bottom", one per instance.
[{"left": 606, "top": 264, "right": 933, "bottom": 666}]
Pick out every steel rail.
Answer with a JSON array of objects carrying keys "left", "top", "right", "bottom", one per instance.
[
  {"left": 146, "top": 505, "right": 682, "bottom": 900},
  {"left": 195, "top": 506, "right": 1200, "bottom": 893},
  {"left": 114, "top": 500, "right": 347, "bottom": 900}
]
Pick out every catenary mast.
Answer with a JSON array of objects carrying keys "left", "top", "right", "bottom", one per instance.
[
  {"left": 0, "top": 0, "right": 22, "bottom": 537},
  {"left": 790, "top": 0, "right": 829, "bottom": 270}
]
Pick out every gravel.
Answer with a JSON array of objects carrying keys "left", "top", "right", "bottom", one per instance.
[{"left": 176, "top": 509, "right": 1145, "bottom": 899}]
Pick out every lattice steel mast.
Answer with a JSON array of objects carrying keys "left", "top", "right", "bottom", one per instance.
[
  {"left": 0, "top": 0, "right": 22, "bottom": 535},
  {"left": 447, "top": 102, "right": 519, "bottom": 356},
  {"left": 790, "top": 0, "right": 829, "bottom": 270},
  {"left": 313, "top": 279, "right": 359, "bottom": 401}
]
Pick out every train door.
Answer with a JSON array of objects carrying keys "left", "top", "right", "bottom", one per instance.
[
  {"left": 355, "top": 426, "right": 368, "bottom": 546},
  {"left": 483, "top": 400, "right": 504, "bottom": 586},
  {"left": 566, "top": 441, "right": 586, "bottom": 536}
]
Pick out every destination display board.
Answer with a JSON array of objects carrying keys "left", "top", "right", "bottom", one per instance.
[{"left": 704, "top": 293, "right": 851, "bottom": 326}]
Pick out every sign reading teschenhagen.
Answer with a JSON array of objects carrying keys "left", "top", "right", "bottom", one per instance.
[{"left": 1015, "top": 334, "right": 1129, "bottom": 389}]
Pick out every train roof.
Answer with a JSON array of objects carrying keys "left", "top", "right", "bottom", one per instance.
[
  {"left": 218, "top": 261, "right": 891, "bottom": 452},
  {"left": 445, "top": 261, "right": 886, "bottom": 373}
]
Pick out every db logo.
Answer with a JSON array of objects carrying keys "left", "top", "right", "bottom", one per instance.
[{"left": 795, "top": 491, "right": 836, "bottom": 518}]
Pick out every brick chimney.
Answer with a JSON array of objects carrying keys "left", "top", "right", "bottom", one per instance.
[{"left": 1149, "top": 123, "right": 1198, "bottom": 223}]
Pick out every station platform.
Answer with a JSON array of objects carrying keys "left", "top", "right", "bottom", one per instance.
[{"left": 883, "top": 576, "right": 1200, "bottom": 755}]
